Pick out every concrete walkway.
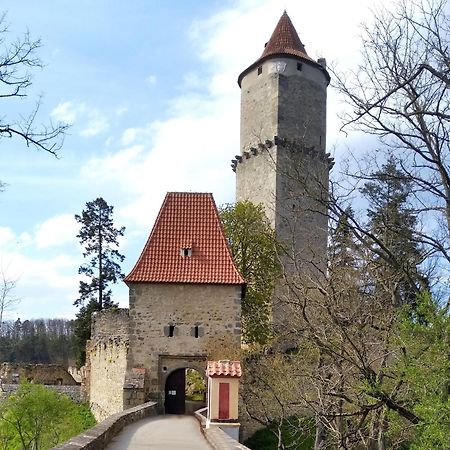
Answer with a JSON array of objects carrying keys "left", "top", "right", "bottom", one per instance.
[{"left": 105, "top": 415, "right": 213, "bottom": 450}]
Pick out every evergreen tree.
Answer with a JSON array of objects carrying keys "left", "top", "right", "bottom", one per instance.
[
  {"left": 74, "top": 198, "right": 125, "bottom": 310},
  {"left": 73, "top": 198, "right": 125, "bottom": 365},
  {"left": 361, "top": 157, "right": 425, "bottom": 305}
]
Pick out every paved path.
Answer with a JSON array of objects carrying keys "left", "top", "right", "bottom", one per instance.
[{"left": 105, "top": 415, "right": 213, "bottom": 450}]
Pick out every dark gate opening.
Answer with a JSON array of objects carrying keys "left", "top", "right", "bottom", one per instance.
[
  {"left": 165, "top": 368, "right": 186, "bottom": 414},
  {"left": 165, "top": 368, "right": 206, "bottom": 415}
]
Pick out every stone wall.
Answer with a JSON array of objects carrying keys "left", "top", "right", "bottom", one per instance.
[
  {"left": 52, "top": 401, "right": 157, "bottom": 450},
  {"left": 127, "top": 282, "right": 242, "bottom": 410},
  {"left": 0, "top": 363, "right": 77, "bottom": 385},
  {"left": 0, "top": 384, "right": 82, "bottom": 402},
  {"left": 87, "top": 309, "right": 131, "bottom": 421}
]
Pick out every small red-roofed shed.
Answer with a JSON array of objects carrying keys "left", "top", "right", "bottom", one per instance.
[{"left": 206, "top": 360, "right": 242, "bottom": 424}]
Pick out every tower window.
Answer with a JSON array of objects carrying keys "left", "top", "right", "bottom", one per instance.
[
  {"left": 180, "top": 247, "right": 192, "bottom": 257},
  {"left": 194, "top": 326, "right": 199, "bottom": 338},
  {"left": 297, "top": 62, "right": 303, "bottom": 71},
  {"left": 257, "top": 66, "right": 262, "bottom": 75},
  {"left": 168, "top": 325, "right": 175, "bottom": 337}
]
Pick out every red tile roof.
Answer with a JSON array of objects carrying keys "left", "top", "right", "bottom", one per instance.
[
  {"left": 125, "top": 192, "right": 244, "bottom": 285},
  {"left": 238, "top": 11, "right": 329, "bottom": 86},
  {"left": 261, "top": 11, "right": 311, "bottom": 62},
  {"left": 206, "top": 360, "right": 242, "bottom": 378}
]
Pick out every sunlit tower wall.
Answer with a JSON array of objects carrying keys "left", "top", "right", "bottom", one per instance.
[{"left": 233, "top": 12, "right": 333, "bottom": 333}]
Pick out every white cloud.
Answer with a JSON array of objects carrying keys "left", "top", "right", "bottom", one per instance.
[
  {"left": 51, "top": 101, "right": 84, "bottom": 124},
  {"left": 51, "top": 101, "right": 109, "bottom": 137},
  {"left": 0, "top": 227, "right": 15, "bottom": 247},
  {"left": 146, "top": 74, "right": 157, "bottom": 85},
  {"left": 34, "top": 214, "right": 78, "bottom": 249},
  {"left": 80, "top": 110, "right": 109, "bottom": 137}
]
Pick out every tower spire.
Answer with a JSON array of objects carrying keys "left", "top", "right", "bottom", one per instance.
[
  {"left": 238, "top": 11, "right": 329, "bottom": 86},
  {"left": 261, "top": 11, "right": 309, "bottom": 60}
]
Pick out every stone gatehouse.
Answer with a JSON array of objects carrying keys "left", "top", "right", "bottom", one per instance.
[{"left": 87, "top": 192, "right": 244, "bottom": 420}]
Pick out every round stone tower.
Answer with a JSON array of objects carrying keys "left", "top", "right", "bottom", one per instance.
[{"left": 234, "top": 12, "right": 332, "bottom": 329}]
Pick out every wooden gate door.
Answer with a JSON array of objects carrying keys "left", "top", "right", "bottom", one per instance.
[{"left": 165, "top": 369, "right": 186, "bottom": 414}]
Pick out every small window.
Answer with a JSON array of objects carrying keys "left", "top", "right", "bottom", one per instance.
[
  {"left": 257, "top": 66, "right": 262, "bottom": 75},
  {"left": 169, "top": 325, "right": 175, "bottom": 337},
  {"left": 180, "top": 247, "right": 192, "bottom": 257},
  {"left": 194, "top": 326, "right": 199, "bottom": 338},
  {"left": 297, "top": 62, "right": 303, "bottom": 71}
]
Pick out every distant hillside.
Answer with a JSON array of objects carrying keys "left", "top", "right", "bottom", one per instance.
[{"left": 0, "top": 319, "right": 76, "bottom": 366}]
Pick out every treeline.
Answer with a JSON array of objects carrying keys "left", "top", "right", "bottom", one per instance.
[{"left": 0, "top": 319, "right": 76, "bottom": 366}]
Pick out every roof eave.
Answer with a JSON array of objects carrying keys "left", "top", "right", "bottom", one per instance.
[
  {"left": 238, "top": 53, "right": 330, "bottom": 87},
  {"left": 125, "top": 279, "right": 246, "bottom": 286}
]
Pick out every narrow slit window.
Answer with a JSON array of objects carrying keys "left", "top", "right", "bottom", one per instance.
[
  {"left": 169, "top": 325, "right": 175, "bottom": 337},
  {"left": 194, "top": 326, "right": 199, "bottom": 338},
  {"left": 257, "top": 66, "right": 262, "bottom": 75},
  {"left": 297, "top": 62, "right": 303, "bottom": 71}
]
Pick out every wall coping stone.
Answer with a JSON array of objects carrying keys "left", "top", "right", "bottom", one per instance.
[
  {"left": 194, "top": 408, "right": 251, "bottom": 450},
  {"left": 51, "top": 401, "right": 157, "bottom": 450}
]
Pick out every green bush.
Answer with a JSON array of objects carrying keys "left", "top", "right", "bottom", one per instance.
[
  {"left": 0, "top": 383, "right": 96, "bottom": 449},
  {"left": 244, "top": 417, "right": 315, "bottom": 450}
]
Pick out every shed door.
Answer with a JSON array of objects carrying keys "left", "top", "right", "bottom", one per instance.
[
  {"left": 165, "top": 369, "right": 186, "bottom": 414},
  {"left": 219, "top": 382, "right": 230, "bottom": 420}
]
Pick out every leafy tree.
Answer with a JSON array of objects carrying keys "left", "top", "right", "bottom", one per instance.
[
  {"left": 0, "top": 383, "right": 96, "bottom": 450},
  {"left": 74, "top": 197, "right": 125, "bottom": 365},
  {"left": 220, "top": 201, "right": 281, "bottom": 345},
  {"left": 0, "top": 318, "right": 76, "bottom": 364},
  {"left": 388, "top": 292, "right": 450, "bottom": 449}
]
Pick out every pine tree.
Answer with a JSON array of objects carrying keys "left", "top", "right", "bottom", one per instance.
[
  {"left": 75, "top": 197, "right": 125, "bottom": 310},
  {"left": 361, "top": 157, "right": 425, "bottom": 305},
  {"left": 73, "top": 197, "right": 125, "bottom": 365}
]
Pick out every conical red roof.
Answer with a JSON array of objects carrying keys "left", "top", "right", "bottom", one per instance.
[
  {"left": 125, "top": 192, "right": 244, "bottom": 285},
  {"left": 260, "top": 11, "right": 310, "bottom": 61},
  {"left": 238, "top": 11, "right": 329, "bottom": 86}
]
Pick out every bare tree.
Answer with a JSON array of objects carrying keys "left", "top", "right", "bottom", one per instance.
[
  {"left": 0, "top": 267, "right": 19, "bottom": 334},
  {"left": 332, "top": 0, "right": 450, "bottom": 276},
  {"left": 0, "top": 12, "right": 68, "bottom": 157}
]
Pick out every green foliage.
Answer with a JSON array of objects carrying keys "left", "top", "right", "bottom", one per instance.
[
  {"left": 390, "top": 293, "right": 450, "bottom": 449},
  {"left": 185, "top": 369, "right": 206, "bottom": 402},
  {"left": 220, "top": 201, "right": 281, "bottom": 345},
  {"left": 74, "top": 197, "right": 124, "bottom": 365},
  {"left": 244, "top": 417, "right": 315, "bottom": 450},
  {"left": 0, "top": 383, "right": 96, "bottom": 450},
  {"left": 0, "top": 318, "right": 76, "bottom": 364}
]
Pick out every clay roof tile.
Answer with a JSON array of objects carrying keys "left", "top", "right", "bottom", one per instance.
[
  {"left": 125, "top": 192, "right": 244, "bottom": 285},
  {"left": 206, "top": 360, "right": 242, "bottom": 378}
]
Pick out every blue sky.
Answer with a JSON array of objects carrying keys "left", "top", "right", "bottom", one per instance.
[{"left": 0, "top": 0, "right": 385, "bottom": 320}]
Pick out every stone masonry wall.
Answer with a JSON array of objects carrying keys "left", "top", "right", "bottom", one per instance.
[
  {"left": 127, "top": 283, "right": 241, "bottom": 409},
  {"left": 0, "top": 363, "right": 77, "bottom": 385},
  {"left": 0, "top": 384, "right": 82, "bottom": 402},
  {"left": 87, "top": 309, "right": 130, "bottom": 421}
]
